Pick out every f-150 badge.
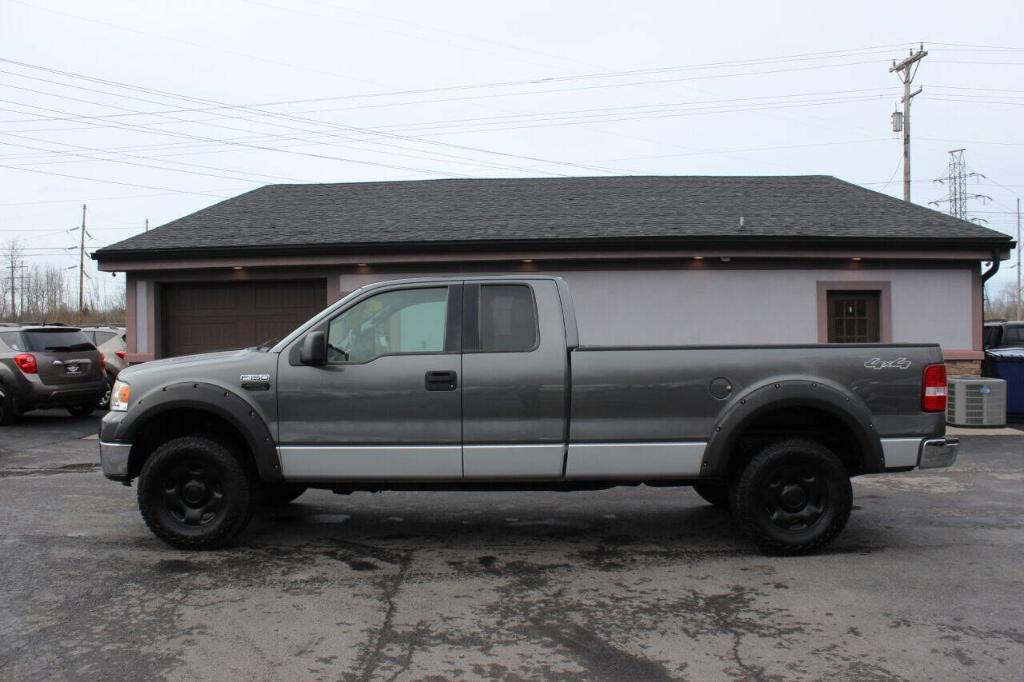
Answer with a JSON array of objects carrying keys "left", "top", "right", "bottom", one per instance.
[
  {"left": 863, "top": 358, "right": 912, "bottom": 370},
  {"left": 240, "top": 374, "right": 271, "bottom": 390}
]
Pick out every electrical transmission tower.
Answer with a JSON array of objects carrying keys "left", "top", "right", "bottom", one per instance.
[{"left": 929, "top": 149, "right": 990, "bottom": 220}]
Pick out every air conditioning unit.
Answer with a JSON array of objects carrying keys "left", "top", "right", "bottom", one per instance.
[{"left": 947, "top": 377, "right": 1007, "bottom": 427}]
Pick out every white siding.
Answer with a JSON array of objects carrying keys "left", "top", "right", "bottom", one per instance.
[{"left": 338, "top": 265, "right": 975, "bottom": 351}]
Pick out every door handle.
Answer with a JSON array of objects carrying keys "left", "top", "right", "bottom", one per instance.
[{"left": 425, "top": 370, "right": 457, "bottom": 391}]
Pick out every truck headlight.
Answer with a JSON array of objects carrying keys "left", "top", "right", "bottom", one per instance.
[{"left": 110, "top": 380, "right": 132, "bottom": 412}]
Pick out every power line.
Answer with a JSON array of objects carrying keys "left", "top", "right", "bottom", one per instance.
[
  {"left": 0, "top": 162, "right": 239, "bottom": 197},
  {"left": 0, "top": 58, "right": 621, "bottom": 176}
]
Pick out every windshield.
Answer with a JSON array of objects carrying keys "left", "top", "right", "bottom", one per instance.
[{"left": 23, "top": 330, "right": 95, "bottom": 353}]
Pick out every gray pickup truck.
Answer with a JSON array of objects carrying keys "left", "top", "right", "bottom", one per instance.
[{"left": 100, "top": 276, "right": 958, "bottom": 554}]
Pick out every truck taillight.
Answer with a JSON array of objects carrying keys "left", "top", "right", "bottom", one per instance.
[
  {"left": 115, "top": 350, "right": 126, "bottom": 360},
  {"left": 14, "top": 353, "right": 37, "bottom": 374},
  {"left": 922, "top": 363, "right": 948, "bottom": 413}
]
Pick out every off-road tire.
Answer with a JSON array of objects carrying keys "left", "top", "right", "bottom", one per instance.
[
  {"left": 0, "top": 384, "right": 17, "bottom": 426},
  {"left": 256, "top": 482, "right": 308, "bottom": 507},
  {"left": 731, "top": 438, "right": 852, "bottom": 556},
  {"left": 138, "top": 436, "right": 254, "bottom": 550},
  {"left": 67, "top": 403, "right": 96, "bottom": 418},
  {"left": 693, "top": 482, "right": 730, "bottom": 508}
]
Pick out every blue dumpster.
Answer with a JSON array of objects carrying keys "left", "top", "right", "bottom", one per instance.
[{"left": 986, "top": 348, "right": 1024, "bottom": 415}]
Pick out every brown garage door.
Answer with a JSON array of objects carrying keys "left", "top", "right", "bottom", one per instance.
[{"left": 161, "top": 279, "right": 327, "bottom": 357}]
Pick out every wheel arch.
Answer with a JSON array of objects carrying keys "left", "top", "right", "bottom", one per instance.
[
  {"left": 700, "top": 377, "right": 885, "bottom": 479},
  {"left": 115, "top": 382, "right": 282, "bottom": 483}
]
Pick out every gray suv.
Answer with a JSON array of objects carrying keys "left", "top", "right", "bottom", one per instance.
[{"left": 0, "top": 325, "right": 106, "bottom": 424}]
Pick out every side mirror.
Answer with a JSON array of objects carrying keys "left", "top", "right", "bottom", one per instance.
[{"left": 299, "top": 331, "right": 327, "bottom": 366}]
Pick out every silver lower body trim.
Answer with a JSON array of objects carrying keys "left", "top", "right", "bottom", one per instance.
[
  {"left": 463, "top": 444, "right": 565, "bottom": 479},
  {"left": 919, "top": 437, "right": 960, "bottom": 469},
  {"left": 565, "top": 441, "right": 705, "bottom": 479},
  {"left": 278, "top": 445, "right": 462, "bottom": 481},
  {"left": 99, "top": 441, "right": 132, "bottom": 480}
]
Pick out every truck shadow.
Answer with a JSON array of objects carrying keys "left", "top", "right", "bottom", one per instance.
[{"left": 240, "top": 490, "right": 888, "bottom": 559}]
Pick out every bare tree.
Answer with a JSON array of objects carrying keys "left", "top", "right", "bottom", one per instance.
[
  {"left": 2, "top": 239, "right": 23, "bottom": 320},
  {"left": 0, "top": 239, "right": 124, "bottom": 324},
  {"left": 986, "top": 281, "right": 1022, "bottom": 321}
]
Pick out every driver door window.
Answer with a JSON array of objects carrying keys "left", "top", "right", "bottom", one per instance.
[{"left": 327, "top": 287, "right": 449, "bottom": 363}]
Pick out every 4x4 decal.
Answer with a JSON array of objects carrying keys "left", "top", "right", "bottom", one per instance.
[{"left": 864, "top": 357, "right": 912, "bottom": 370}]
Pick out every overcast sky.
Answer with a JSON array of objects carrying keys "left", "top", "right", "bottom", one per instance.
[{"left": 0, "top": 0, "right": 1021, "bottom": 295}]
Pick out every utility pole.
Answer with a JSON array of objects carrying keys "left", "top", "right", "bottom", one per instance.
[
  {"left": 890, "top": 44, "right": 927, "bottom": 202},
  {"left": 18, "top": 262, "right": 25, "bottom": 318},
  {"left": 8, "top": 261, "right": 14, "bottom": 316},
  {"left": 1017, "top": 197, "right": 1022, "bottom": 321}
]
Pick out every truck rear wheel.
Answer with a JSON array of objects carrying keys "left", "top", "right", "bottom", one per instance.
[
  {"left": 138, "top": 436, "right": 254, "bottom": 550},
  {"left": 731, "top": 438, "right": 852, "bottom": 555}
]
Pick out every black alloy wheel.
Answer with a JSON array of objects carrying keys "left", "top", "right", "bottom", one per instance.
[
  {"left": 162, "top": 460, "right": 226, "bottom": 527},
  {"left": 731, "top": 438, "right": 852, "bottom": 555}
]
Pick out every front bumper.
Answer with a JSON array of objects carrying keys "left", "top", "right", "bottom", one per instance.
[
  {"left": 919, "top": 437, "right": 960, "bottom": 470},
  {"left": 99, "top": 441, "right": 132, "bottom": 481}
]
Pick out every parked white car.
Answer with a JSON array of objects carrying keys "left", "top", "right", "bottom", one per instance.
[{"left": 80, "top": 326, "right": 127, "bottom": 408}]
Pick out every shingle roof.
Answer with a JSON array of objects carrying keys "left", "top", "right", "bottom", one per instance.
[{"left": 94, "top": 175, "right": 1011, "bottom": 260}]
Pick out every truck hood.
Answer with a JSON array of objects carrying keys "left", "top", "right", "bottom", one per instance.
[{"left": 118, "top": 349, "right": 273, "bottom": 383}]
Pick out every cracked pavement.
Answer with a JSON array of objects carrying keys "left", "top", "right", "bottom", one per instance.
[{"left": 1, "top": 411, "right": 1022, "bottom": 680}]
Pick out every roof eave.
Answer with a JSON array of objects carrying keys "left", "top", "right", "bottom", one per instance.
[{"left": 92, "top": 234, "right": 1015, "bottom": 263}]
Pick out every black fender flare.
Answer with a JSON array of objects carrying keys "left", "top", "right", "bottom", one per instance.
[
  {"left": 699, "top": 378, "right": 885, "bottom": 478},
  {"left": 108, "top": 381, "right": 283, "bottom": 483}
]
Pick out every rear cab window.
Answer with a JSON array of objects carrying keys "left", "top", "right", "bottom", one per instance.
[
  {"left": 478, "top": 284, "right": 539, "bottom": 352},
  {"left": 22, "top": 330, "right": 95, "bottom": 353}
]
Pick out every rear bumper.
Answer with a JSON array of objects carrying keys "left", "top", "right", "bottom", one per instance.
[
  {"left": 99, "top": 441, "right": 132, "bottom": 481},
  {"left": 16, "top": 379, "right": 105, "bottom": 409},
  {"left": 882, "top": 435, "right": 960, "bottom": 471},
  {"left": 919, "top": 437, "right": 960, "bottom": 470}
]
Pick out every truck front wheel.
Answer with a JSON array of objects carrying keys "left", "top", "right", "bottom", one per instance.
[
  {"left": 731, "top": 438, "right": 852, "bottom": 555},
  {"left": 138, "top": 436, "right": 254, "bottom": 550}
]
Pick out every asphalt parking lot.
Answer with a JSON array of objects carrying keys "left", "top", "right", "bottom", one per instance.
[{"left": 1, "top": 413, "right": 1022, "bottom": 681}]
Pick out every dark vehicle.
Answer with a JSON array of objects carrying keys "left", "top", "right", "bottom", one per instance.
[
  {"left": 0, "top": 325, "right": 107, "bottom": 424},
  {"left": 100, "top": 277, "right": 958, "bottom": 554},
  {"left": 983, "top": 320, "right": 1024, "bottom": 349}
]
